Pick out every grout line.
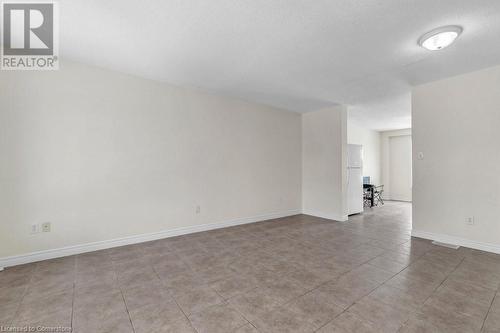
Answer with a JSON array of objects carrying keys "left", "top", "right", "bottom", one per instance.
[
  {"left": 397, "top": 256, "right": 467, "bottom": 330},
  {"left": 9, "top": 263, "right": 39, "bottom": 327},
  {"left": 118, "top": 287, "right": 136, "bottom": 333},
  {"left": 113, "top": 269, "right": 135, "bottom": 333},
  {"left": 109, "top": 253, "right": 137, "bottom": 333},
  {"left": 315, "top": 247, "right": 462, "bottom": 332},
  {"left": 480, "top": 291, "right": 497, "bottom": 332},
  {"left": 149, "top": 254, "right": 200, "bottom": 333}
]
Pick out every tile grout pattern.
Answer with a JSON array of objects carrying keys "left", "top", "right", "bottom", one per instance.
[{"left": 1, "top": 201, "right": 499, "bottom": 332}]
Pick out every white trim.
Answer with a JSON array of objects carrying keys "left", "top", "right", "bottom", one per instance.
[
  {"left": 302, "top": 210, "right": 348, "bottom": 222},
  {"left": 412, "top": 229, "right": 500, "bottom": 255},
  {"left": 0, "top": 209, "right": 301, "bottom": 269}
]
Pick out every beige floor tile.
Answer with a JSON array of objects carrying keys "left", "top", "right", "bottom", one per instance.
[
  {"left": 302, "top": 259, "right": 352, "bottom": 282},
  {"left": 73, "top": 290, "right": 127, "bottom": 321},
  {"left": 195, "top": 265, "right": 236, "bottom": 284},
  {"left": 129, "top": 302, "right": 187, "bottom": 333},
  {"left": 316, "top": 276, "right": 380, "bottom": 309},
  {"left": 286, "top": 289, "right": 344, "bottom": 330},
  {"left": 385, "top": 272, "right": 441, "bottom": 296},
  {"left": 116, "top": 267, "right": 160, "bottom": 289},
  {"left": 228, "top": 289, "right": 282, "bottom": 322},
  {"left": 366, "top": 285, "right": 427, "bottom": 312},
  {"left": 173, "top": 285, "right": 224, "bottom": 315},
  {"left": 251, "top": 305, "right": 316, "bottom": 333},
  {"left": 414, "top": 303, "right": 485, "bottom": 333},
  {"left": 263, "top": 259, "right": 300, "bottom": 276},
  {"left": 24, "top": 274, "right": 74, "bottom": 299},
  {"left": 14, "top": 308, "right": 73, "bottom": 331},
  {"left": 0, "top": 302, "right": 19, "bottom": 327},
  {"left": 316, "top": 311, "right": 381, "bottom": 333},
  {"left": 73, "top": 309, "right": 134, "bottom": 333},
  {"left": 162, "top": 270, "right": 205, "bottom": 293},
  {"left": 74, "top": 278, "right": 119, "bottom": 298},
  {"left": 0, "top": 270, "right": 32, "bottom": 289},
  {"left": 342, "top": 263, "right": 395, "bottom": 284},
  {"left": 449, "top": 264, "right": 500, "bottom": 291},
  {"left": 381, "top": 250, "right": 421, "bottom": 266},
  {"left": 284, "top": 267, "right": 331, "bottom": 291},
  {"left": 367, "top": 255, "right": 409, "bottom": 274},
  {"left": 397, "top": 259, "right": 451, "bottom": 285},
  {"left": 490, "top": 294, "right": 500, "bottom": 313},
  {"left": 248, "top": 266, "right": 281, "bottom": 285},
  {"left": 348, "top": 297, "right": 414, "bottom": 332},
  {"left": 234, "top": 323, "right": 259, "bottom": 333},
  {"left": 188, "top": 303, "right": 248, "bottom": 333},
  {"left": 14, "top": 290, "right": 73, "bottom": 329},
  {"left": 17, "top": 289, "right": 73, "bottom": 320},
  {"left": 122, "top": 282, "right": 173, "bottom": 310},
  {"left": 209, "top": 274, "right": 258, "bottom": 299},
  {"left": 261, "top": 279, "right": 308, "bottom": 305},
  {"left": 439, "top": 278, "right": 496, "bottom": 306},
  {"left": 425, "top": 285, "right": 492, "bottom": 320},
  {"left": 0, "top": 285, "right": 27, "bottom": 305},
  {"left": 398, "top": 316, "right": 446, "bottom": 333},
  {"left": 483, "top": 307, "right": 500, "bottom": 332}
]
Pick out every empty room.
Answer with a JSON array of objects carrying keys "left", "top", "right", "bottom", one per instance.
[{"left": 1, "top": 1, "right": 500, "bottom": 332}]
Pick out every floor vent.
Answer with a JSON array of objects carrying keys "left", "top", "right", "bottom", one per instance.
[{"left": 432, "top": 241, "right": 460, "bottom": 250}]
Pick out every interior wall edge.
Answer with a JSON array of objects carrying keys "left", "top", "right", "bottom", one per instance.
[{"left": 301, "top": 210, "right": 348, "bottom": 223}]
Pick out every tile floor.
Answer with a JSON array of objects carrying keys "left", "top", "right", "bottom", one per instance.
[{"left": 1, "top": 201, "right": 499, "bottom": 332}]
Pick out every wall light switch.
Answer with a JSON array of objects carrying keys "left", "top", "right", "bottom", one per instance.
[
  {"left": 466, "top": 217, "right": 474, "bottom": 225},
  {"left": 30, "top": 224, "right": 39, "bottom": 234}
]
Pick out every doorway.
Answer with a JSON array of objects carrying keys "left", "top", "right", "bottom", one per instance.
[{"left": 389, "top": 135, "right": 412, "bottom": 201}]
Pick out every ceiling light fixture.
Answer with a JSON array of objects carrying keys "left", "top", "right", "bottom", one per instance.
[{"left": 418, "top": 25, "right": 463, "bottom": 51}]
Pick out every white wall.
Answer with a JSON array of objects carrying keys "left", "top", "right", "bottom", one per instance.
[
  {"left": 347, "top": 122, "right": 381, "bottom": 185},
  {"left": 412, "top": 65, "right": 500, "bottom": 253},
  {"left": 0, "top": 61, "right": 302, "bottom": 260},
  {"left": 380, "top": 128, "right": 412, "bottom": 200},
  {"left": 302, "top": 107, "right": 348, "bottom": 221}
]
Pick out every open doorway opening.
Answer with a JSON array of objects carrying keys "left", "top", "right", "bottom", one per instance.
[{"left": 347, "top": 121, "right": 413, "bottom": 229}]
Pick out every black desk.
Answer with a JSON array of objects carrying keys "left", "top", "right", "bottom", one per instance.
[{"left": 363, "top": 184, "right": 375, "bottom": 207}]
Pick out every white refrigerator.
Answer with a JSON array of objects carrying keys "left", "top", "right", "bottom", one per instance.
[{"left": 347, "top": 144, "right": 363, "bottom": 215}]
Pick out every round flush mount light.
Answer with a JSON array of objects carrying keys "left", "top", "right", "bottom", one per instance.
[{"left": 418, "top": 25, "right": 463, "bottom": 51}]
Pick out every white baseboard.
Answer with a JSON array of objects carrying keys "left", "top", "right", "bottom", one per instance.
[
  {"left": 302, "top": 210, "right": 348, "bottom": 222},
  {"left": 412, "top": 229, "right": 500, "bottom": 255},
  {"left": 0, "top": 209, "right": 301, "bottom": 270}
]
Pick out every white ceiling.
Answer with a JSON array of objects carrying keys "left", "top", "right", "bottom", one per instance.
[{"left": 60, "top": 0, "right": 500, "bottom": 131}]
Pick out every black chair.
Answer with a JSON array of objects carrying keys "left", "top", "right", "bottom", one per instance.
[
  {"left": 373, "top": 185, "right": 384, "bottom": 206},
  {"left": 363, "top": 186, "right": 373, "bottom": 207}
]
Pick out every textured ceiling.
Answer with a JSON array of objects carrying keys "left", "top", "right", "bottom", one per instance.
[{"left": 60, "top": 0, "right": 500, "bottom": 130}]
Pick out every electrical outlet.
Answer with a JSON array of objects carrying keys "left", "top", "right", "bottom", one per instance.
[
  {"left": 30, "top": 224, "right": 40, "bottom": 234},
  {"left": 465, "top": 217, "right": 474, "bottom": 225},
  {"left": 196, "top": 205, "right": 201, "bottom": 214},
  {"left": 41, "top": 222, "right": 51, "bottom": 232}
]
